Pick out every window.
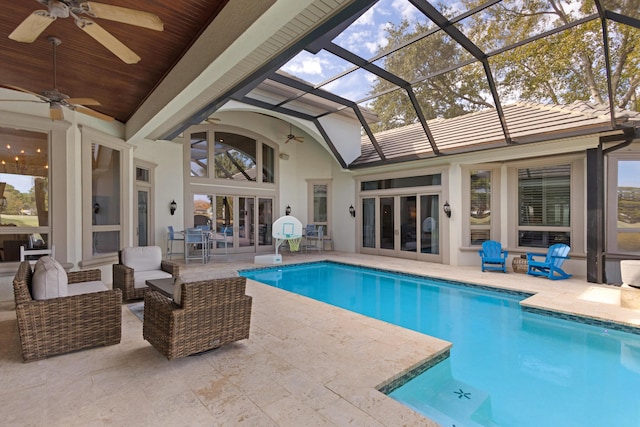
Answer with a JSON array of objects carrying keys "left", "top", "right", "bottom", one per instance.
[
  {"left": 190, "top": 131, "right": 208, "bottom": 177},
  {"left": 186, "top": 129, "right": 276, "bottom": 185},
  {"left": 91, "top": 144, "right": 120, "bottom": 255},
  {"left": 361, "top": 174, "right": 441, "bottom": 191},
  {"left": 518, "top": 164, "right": 571, "bottom": 248},
  {"left": 262, "top": 144, "right": 275, "bottom": 183},
  {"left": 214, "top": 132, "right": 256, "bottom": 181},
  {"left": 470, "top": 170, "right": 491, "bottom": 245},
  {"left": 616, "top": 160, "right": 640, "bottom": 252},
  {"left": 82, "top": 127, "right": 131, "bottom": 262},
  {"left": 0, "top": 127, "right": 50, "bottom": 262},
  {"left": 307, "top": 180, "right": 331, "bottom": 232}
]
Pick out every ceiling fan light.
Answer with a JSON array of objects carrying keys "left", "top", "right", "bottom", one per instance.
[{"left": 48, "top": 1, "right": 70, "bottom": 19}]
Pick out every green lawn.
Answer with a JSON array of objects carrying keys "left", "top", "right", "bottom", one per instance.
[{"left": 0, "top": 214, "right": 39, "bottom": 227}]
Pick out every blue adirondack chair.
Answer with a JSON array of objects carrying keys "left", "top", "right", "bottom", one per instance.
[
  {"left": 526, "top": 243, "right": 572, "bottom": 280},
  {"left": 478, "top": 240, "right": 508, "bottom": 272}
]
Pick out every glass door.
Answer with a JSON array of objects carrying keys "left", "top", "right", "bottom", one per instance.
[
  {"left": 214, "top": 195, "right": 234, "bottom": 253},
  {"left": 379, "top": 197, "right": 395, "bottom": 250},
  {"left": 419, "top": 194, "right": 441, "bottom": 261},
  {"left": 237, "top": 196, "right": 255, "bottom": 252},
  {"left": 136, "top": 188, "right": 150, "bottom": 247},
  {"left": 258, "top": 198, "right": 273, "bottom": 248},
  {"left": 360, "top": 193, "right": 442, "bottom": 262}
]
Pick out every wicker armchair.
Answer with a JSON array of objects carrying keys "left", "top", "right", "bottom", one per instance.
[
  {"left": 113, "top": 246, "right": 180, "bottom": 301},
  {"left": 12, "top": 261, "right": 122, "bottom": 362},
  {"left": 143, "top": 276, "right": 252, "bottom": 360}
]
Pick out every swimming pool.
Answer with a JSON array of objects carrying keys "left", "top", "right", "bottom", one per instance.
[{"left": 240, "top": 261, "right": 640, "bottom": 427}]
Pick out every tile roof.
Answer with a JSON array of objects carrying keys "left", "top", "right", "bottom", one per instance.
[{"left": 352, "top": 101, "right": 640, "bottom": 167}]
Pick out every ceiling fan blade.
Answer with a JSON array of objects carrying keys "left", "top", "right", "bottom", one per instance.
[
  {"left": 84, "top": 2, "right": 164, "bottom": 31},
  {"left": 75, "top": 106, "right": 115, "bottom": 122},
  {"left": 9, "top": 11, "right": 56, "bottom": 43},
  {"left": 75, "top": 18, "right": 141, "bottom": 64},
  {"left": 49, "top": 104, "right": 65, "bottom": 121},
  {"left": 0, "top": 84, "right": 49, "bottom": 101},
  {"left": 294, "top": 137, "right": 304, "bottom": 143},
  {"left": 66, "top": 97, "right": 101, "bottom": 106}
]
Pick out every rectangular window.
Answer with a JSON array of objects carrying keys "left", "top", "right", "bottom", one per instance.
[
  {"left": 190, "top": 131, "right": 208, "bottom": 177},
  {"left": 262, "top": 144, "right": 275, "bottom": 183},
  {"left": 0, "top": 127, "right": 50, "bottom": 262},
  {"left": 518, "top": 164, "right": 571, "bottom": 248},
  {"left": 616, "top": 160, "right": 640, "bottom": 252},
  {"left": 361, "top": 174, "right": 441, "bottom": 191},
  {"left": 470, "top": 170, "right": 491, "bottom": 245},
  {"left": 92, "top": 143, "right": 120, "bottom": 255},
  {"left": 136, "top": 167, "right": 149, "bottom": 182},
  {"left": 312, "top": 184, "right": 328, "bottom": 223}
]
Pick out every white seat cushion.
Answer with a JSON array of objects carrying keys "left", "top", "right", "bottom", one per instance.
[
  {"left": 67, "top": 280, "right": 109, "bottom": 296},
  {"left": 133, "top": 270, "right": 173, "bottom": 289},
  {"left": 122, "top": 246, "right": 162, "bottom": 272},
  {"left": 32, "top": 256, "right": 68, "bottom": 300}
]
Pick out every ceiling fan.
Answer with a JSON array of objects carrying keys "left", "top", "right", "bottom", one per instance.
[
  {"left": 285, "top": 123, "right": 304, "bottom": 143},
  {"left": 0, "top": 36, "right": 114, "bottom": 122},
  {"left": 9, "top": 0, "right": 164, "bottom": 64}
]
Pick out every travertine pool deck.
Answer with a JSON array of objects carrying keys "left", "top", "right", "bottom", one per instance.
[{"left": 1, "top": 253, "right": 638, "bottom": 426}]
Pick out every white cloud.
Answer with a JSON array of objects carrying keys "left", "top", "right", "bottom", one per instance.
[
  {"left": 392, "top": 0, "right": 419, "bottom": 22},
  {"left": 285, "top": 57, "right": 323, "bottom": 75}
]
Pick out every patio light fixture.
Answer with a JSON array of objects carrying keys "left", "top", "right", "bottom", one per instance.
[
  {"left": 170, "top": 200, "right": 177, "bottom": 215},
  {"left": 285, "top": 205, "right": 291, "bottom": 216},
  {"left": 443, "top": 201, "right": 451, "bottom": 218},
  {"left": 349, "top": 205, "right": 355, "bottom": 218}
]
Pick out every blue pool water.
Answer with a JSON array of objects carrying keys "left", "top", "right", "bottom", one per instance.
[{"left": 240, "top": 262, "right": 640, "bottom": 427}]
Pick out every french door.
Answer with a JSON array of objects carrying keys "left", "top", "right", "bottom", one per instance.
[
  {"left": 193, "top": 193, "right": 273, "bottom": 254},
  {"left": 361, "top": 193, "right": 442, "bottom": 262}
]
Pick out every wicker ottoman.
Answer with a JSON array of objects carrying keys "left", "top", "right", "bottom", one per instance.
[{"left": 512, "top": 255, "right": 528, "bottom": 273}]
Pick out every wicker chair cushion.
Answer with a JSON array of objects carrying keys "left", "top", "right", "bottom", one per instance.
[
  {"left": 32, "top": 256, "right": 68, "bottom": 300},
  {"left": 122, "top": 246, "right": 162, "bottom": 272},
  {"left": 67, "top": 280, "right": 109, "bottom": 296},
  {"left": 173, "top": 277, "right": 184, "bottom": 305},
  {"left": 134, "top": 270, "right": 173, "bottom": 289}
]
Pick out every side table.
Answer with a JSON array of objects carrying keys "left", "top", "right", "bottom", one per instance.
[{"left": 512, "top": 255, "right": 528, "bottom": 273}]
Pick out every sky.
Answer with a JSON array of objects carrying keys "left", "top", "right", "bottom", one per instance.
[
  {"left": 0, "top": 173, "right": 34, "bottom": 193},
  {"left": 280, "top": 0, "right": 428, "bottom": 103},
  {"left": 619, "top": 161, "right": 640, "bottom": 188}
]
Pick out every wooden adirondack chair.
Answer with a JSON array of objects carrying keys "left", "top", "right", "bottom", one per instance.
[
  {"left": 478, "top": 240, "right": 508, "bottom": 273},
  {"left": 526, "top": 243, "right": 572, "bottom": 280}
]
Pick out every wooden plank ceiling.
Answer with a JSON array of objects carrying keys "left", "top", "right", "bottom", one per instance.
[{"left": 0, "top": 0, "right": 230, "bottom": 123}]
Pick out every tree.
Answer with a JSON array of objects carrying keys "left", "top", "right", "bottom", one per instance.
[{"left": 368, "top": 0, "right": 639, "bottom": 130}]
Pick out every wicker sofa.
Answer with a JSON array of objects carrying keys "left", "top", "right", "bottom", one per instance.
[
  {"left": 143, "top": 276, "right": 252, "bottom": 360},
  {"left": 113, "top": 246, "right": 180, "bottom": 301},
  {"left": 12, "top": 261, "right": 122, "bottom": 362}
]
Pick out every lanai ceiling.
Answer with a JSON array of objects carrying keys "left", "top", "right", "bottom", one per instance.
[{"left": 0, "top": 0, "right": 230, "bottom": 123}]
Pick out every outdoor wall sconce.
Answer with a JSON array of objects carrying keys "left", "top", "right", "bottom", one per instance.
[
  {"left": 93, "top": 202, "right": 100, "bottom": 214},
  {"left": 443, "top": 201, "right": 451, "bottom": 218},
  {"left": 170, "top": 200, "right": 177, "bottom": 216},
  {"left": 349, "top": 205, "right": 355, "bottom": 218},
  {"left": 285, "top": 205, "right": 291, "bottom": 216}
]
